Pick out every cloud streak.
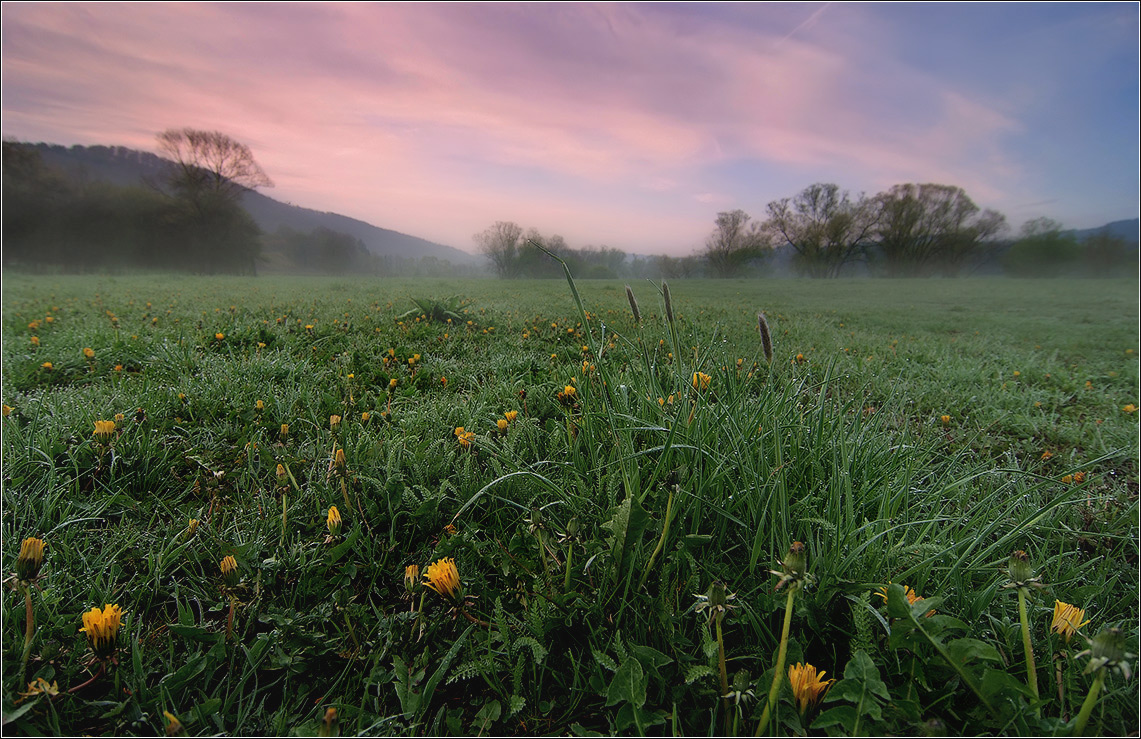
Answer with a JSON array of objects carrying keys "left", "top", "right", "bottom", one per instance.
[{"left": 2, "top": 3, "right": 1136, "bottom": 255}]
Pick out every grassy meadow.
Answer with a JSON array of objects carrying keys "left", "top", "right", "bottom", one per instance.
[{"left": 2, "top": 272, "right": 1138, "bottom": 736}]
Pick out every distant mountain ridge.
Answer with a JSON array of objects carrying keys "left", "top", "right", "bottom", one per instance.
[
  {"left": 1066, "top": 219, "right": 1140, "bottom": 244},
  {"left": 23, "top": 142, "right": 479, "bottom": 265}
]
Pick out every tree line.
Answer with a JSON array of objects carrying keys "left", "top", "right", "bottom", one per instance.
[
  {"left": 478, "top": 182, "right": 1136, "bottom": 279},
  {"left": 3, "top": 132, "right": 268, "bottom": 274}
]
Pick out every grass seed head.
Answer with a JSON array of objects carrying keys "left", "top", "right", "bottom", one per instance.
[
  {"left": 625, "top": 285, "right": 641, "bottom": 324},
  {"left": 757, "top": 312, "right": 773, "bottom": 364}
]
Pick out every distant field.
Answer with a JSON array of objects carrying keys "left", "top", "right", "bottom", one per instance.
[{"left": 3, "top": 273, "right": 1138, "bottom": 736}]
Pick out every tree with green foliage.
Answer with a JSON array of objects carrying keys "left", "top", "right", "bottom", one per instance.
[
  {"left": 1003, "top": 217, "right": 1083, "bottom": 277},
  {"left": 765, "top": 183, "right": 880, "bottom": 278},
  {"left": 874, "top": 183, "right": 1007, "bottom": 276},
  {"left": 1083, "top": 227, "right": 1138, "bottom": 276},
  {"left": 701, "top": 210, "right": 771, "bottom": 278}
]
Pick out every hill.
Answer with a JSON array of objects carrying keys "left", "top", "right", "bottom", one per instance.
[{"left": 24, "top": 142, "right": 479, "bottom": 266}]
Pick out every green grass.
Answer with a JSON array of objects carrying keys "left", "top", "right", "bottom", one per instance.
[{"left": 3, "top": 273, "right": 1138, "bottom": 736}]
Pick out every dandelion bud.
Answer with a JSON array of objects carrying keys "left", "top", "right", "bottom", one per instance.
[
  {"left": 318, "top": 707, "right": 339, "bottom": 738},
  {"left": 1084, "top": 627, "right": 1133, "bottom": 679},
  {"left": 276, "top": 463, "right": 287, "bottom": 482},
  {"left": 16, "top": 537, "right": 45, "bottom": 581},
  {"left": 784, "top": 541, "right": 807, "bottom": 579},
  {"left": 505, "top": 410, "right": 518, "bottom": 423},
  {"left": 327, "top": 506, "right": 342, "bottom": 537},
  {"left": 80, "top": 603, "right": 122, "bottom": 659},
  {"left": 497, "top": 418, "right": 509, "bottom": 433},
  {"left": 164, "top": 711, "right": 184, "bottom": 737},
  {"left": 329, "top": 414, "right": 341, "bottom": 431},
  {"left": 404, "top": 564, "right": 421, "bottom": 595},
  {"left": 186, "top": 519, "right": 199, "bottom": 539},
  {"left": 1008, "top": 549, "right": 1034, "bottom": 586},
  {"left": 220, "top": 555, "right": 240, "bottom": 588},
  {"left": 334, "top": 448, "right": 347, "bottom": 473},
  {"left": 280, "top": 423, "right": 289, "bottom": 440},
  {"left": 389, "top": 378, "right": 398, "bottom": 391},
  {"left": 256, "top": 400, "right": 264, "bottom": 411},
  {"left": 361, "top": 411, "right": 370, "bottom": 422}
]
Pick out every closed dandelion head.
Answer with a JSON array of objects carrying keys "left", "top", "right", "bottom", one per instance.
[
  {"left": 788, "top": 663, "right": 835, "bottom": 714},
  {"left": 693, "top": 580, "right": 737, "bottom": 627},
  {"left": 220, "top": 555, "right": 240, "bottom": 588},
  {"left": 80, "top": 603, "right": 122, "bottom": 659},
  {"left": 186, "top": 519, "right": 199, "bottom": 539},
  {"left": 326, "top": 506, "right": 342, "bottom": 537},
  {"left": 424, "top": 557, "right": 462, "bottom": 602},
  {"left": 83, "top": 347, "right": 95, "bottom": 360},
  {"left": 16, "top": 537, "right": 45, "bottom": 582},
  {"left": 164, "top": 710, "right": 183, "bottom": 736},
  {"left": 403, "top": 564, "right": 421, "bottom": 595},
  {"left": 505, "top": 410, "right": 518, "bottom": 423},
  {"left": 329, "top": 414, "right": 341, "bottom": 431},
  {"left": 497, "top": 418, "right": 509, "bottom": 433},
  {"left": 389, "top": 378, "right": 398, "bottom": 390},
  {"left": 280, "top": 423, "right": 289, "bottom": 440},
  {"left": 1051, "top": 600, "right": 1090, "bottom": 643},
  {"left": 692, "top": 372, "right": 712, "bottom": 391},
  {"left": 724, "top": 668, "right": 755, "bottom": 707},
  {"left": 1005, "top": 549, "right": 1043, "bottom": 589},
  {"left": 1079, "top": 627, "right": 1134, "bottom": 680},
  {"left": 334, "top": 447, "right": 347, "bottom": 473},
  {"left": 771, "top": 541, "right": 810, "bottom": 590}
]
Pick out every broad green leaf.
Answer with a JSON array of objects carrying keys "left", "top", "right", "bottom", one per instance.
[{"left": 605, "top": 658, "right": 646, "bottom": 708}]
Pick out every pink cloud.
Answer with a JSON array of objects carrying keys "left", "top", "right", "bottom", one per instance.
[{"left": 2, "top": 3, "right": 1129, "bottom": 254}]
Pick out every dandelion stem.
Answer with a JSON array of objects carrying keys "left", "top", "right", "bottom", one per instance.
[
  {"left": 1018, "top": 587, "right": 1041, "bottom": 715},
  {"left": 460, "top": 608, "right": 491, "bottom": 629},
  {"left": 716, "top": 616, "right": 731, "bottom": 735},
  {"left": 563, "top": 540, "right": 573, "bottom": 591},
  {"left": 639, "top": 487, "right": 675, "bottom": 590},
  {"left": 20, "top": 583, "right": 35, "bottom": 682},
  {"left": 756, "top": 584, "right": 797, "bottom": 736},
  {"left": 1072, "top": 669, "right": 1105, "bottom": 736},
  {"left": 280, "top": 491, "right": 287, "bottom": 548},
  {"left": 226, "top": 594, "right": 237, "bottom": 641}
]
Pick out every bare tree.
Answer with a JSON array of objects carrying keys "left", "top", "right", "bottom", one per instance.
[
  {"left": 156, "top": 128, "right": 273, "bottom": 208},
  {"left": 874, "top": 183, "right": 1006, "bottom": 276},
  {"left": 473, "top": 221, "right": 524, "bottom": 278},
  {"left": 155, "top": 129, "right": 271, "bottom": 274},
  {"left": 765, "top": 183, "right": 880, "bottom": 278},
  {"left": 702, "top": 209, "right": 770, "bottom": 277}
]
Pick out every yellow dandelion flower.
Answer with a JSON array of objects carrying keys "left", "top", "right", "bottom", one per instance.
[
  {"left": 80, "top": 604, "right": 122, "bottom": 658},
  {"left": 940, "top": 414, "right": 951, "bottom": 425},
  {"left": 424, "top": 557, "right": 462, "bottom": 600},
  {"left": 280, "top": 423, "right": 289, "bottom": 439},
  {"left": 2, "top": 404, "right": 12, "bottom": 417},
  {"left": 1124, "top": 404, "right": 1138, "bottom": 414},
  {"left": 93, "top": 419, "right": 116, "bottom": 440},
  {"left": 327, "top": 506, "right": 342, "bottom": 537},
  {"left": 256, "top": 400, "right": 264, "bottom": 411},
  {"left": 788, "top": 663, "right": 835, "bottom": 714},
  {"left": 505, "top": 410, "right": 518, "bottom": 422},
  {"left": 30, "top": 336, "right": 39, "bottom": 346},
  {"left": 362, "top": 411, "right": 370, "bottom": 422},
  {"left": 215, "top": 333, "right": 225, "bottom": 341},
  {"left": 692, "top": 372, "right": 711, "bottom": 391},
  {"left": 40, "top": 362, "right": 52, "bottom": 371},
  {"left": 1051, "top": 600, "right": 1090, "bottom": 642},
  {"left": 497, "top": 418, "right": 509, "bottom": 432}
]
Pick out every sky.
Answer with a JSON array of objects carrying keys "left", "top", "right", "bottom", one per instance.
[{"left": 2, "top": 2, "right": 1138, "bottom": 256}]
